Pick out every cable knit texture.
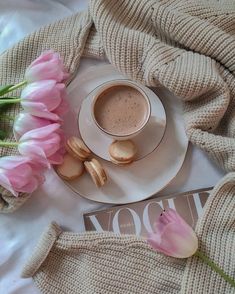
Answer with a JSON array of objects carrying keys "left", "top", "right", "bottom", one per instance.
[{"left": 0, "top": 0, "right": 234, "bottom": 292}]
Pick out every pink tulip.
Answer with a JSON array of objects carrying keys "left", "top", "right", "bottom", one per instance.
[
  {"left": 20, "top": 80, "right": 68, "bottom": 121},
  {"left": 48, "top": 147, "right": 65, "bottom": 165},
  {"left": 18, "top": 123, "right": 64, "bottom": 167},
  {"left": 52, "top": 90, "right": 69, "bottom": 118},
  {"left": 47, "top": 128, "right": 66, "bottom": 165},
  {"left": 25, "top": 50, "right": 69, "bottom": 83},
  {"left": 14, "top": 113, "right": 52, "bottom": 138},
  {"left": 147, "top": 209, "right": 198, "bottom": 258},
  {"left": 0, "top": 156, "right": 45, "bottom": 197},
  {"left": 147, "top": 210, "right": 235, "bottom": 288}
]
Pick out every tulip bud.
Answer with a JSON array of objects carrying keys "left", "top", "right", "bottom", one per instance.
[
  {"left": 25, "top": 50, "right": 69, "bottom": 83},
  {"left": 147, "top": 209, "right": 198, "bottom": 258}
]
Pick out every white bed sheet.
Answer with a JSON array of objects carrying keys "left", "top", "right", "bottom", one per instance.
[{"left": 0, "top": 1, "right": 225, "bottom": 293}]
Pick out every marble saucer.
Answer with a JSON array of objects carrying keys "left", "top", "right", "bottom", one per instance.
[{"left": 78, "top": 80, "right": 166, "bottom": 162}]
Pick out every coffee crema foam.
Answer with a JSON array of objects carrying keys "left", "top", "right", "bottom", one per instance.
[{"left": 94, "top": 86, "right": 148, "bottom": 136}]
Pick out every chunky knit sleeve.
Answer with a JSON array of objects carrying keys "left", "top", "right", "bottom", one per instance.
[{"left": 21, "top": 222, "right": 186, "bottom": 294}]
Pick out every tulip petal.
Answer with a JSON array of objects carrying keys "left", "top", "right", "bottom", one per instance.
[
  {"left": 14, "top": 113, "right": 52, "bottom": 139},
  {"left": 9, "top": 165, "right": 32, "bottom": 180},
  {"left": 0, "top": 156, "right": 30, "bottom": 169},
  {"left": 25, "top": 50, "right": 69, "bottom": 83},
  {"left": 29, "top": 161, "right": 47, "bottom": 174},
  {"left": 0, "top": 155, "right": 46, "bottom": 197},
  {"left": 158, "top": 223, "right": 198, "bottom": 258},
  {"left": 26, "top": 60, "right": 63, "bottom": 82},
  {"left": 10, "top": 173, "right": 33, "bottom": 191},
  {"left": 53, "top": 97, "right": 69, "bottom": 117},
  {"left": 154, "top": 209, "right": 188, "bottom": 234},
  {"left": 147, "top": 209, "right": 199, "bottom": 258},
  {"left": 34, "top": 172, "right": 45, "bottom": 186},
  {"left": 21, "top": 101, "right": 61, "bottom": 121},
  {"left": 19, "top": 177, "right": 40, "bottom": 194},
  {"left": 162, "top": 209, "right": 185, "bottom": 224},
  {"left": 19, "top": 123, "right": 60, "bottom": 141},
  {"left": 29, "top": 50, "right": 56, "bottom": 67},
  {"left": 21, "top": 80, "right": 62, "bottom": 111},
  {"left": 0, "top": 172, "right": 17, "bottom": 196},
  {"left": 18, "top": 142, "right": 46, "bottom": 158},
  {"left": 40, "top": 134, "right": 61, "bottom": 157},
  {"left": 18, "top": 142, "right": 50, "bottom": 168},
  {"left": 48, "top": 152, "right": 64, "bottom": 165},
  {"left": 21, "top": 80, "right": 56, "bottom": 96},
  {"left": 147, "top": 235, "right": 173, "bottom": 256}
]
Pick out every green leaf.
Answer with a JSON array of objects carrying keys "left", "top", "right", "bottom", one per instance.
[
  {"left": 0, "top": 85, "right": 14, "bottom": 96},
  {"left": 0, "top": 130, "right": 7, "bottom": 140}
]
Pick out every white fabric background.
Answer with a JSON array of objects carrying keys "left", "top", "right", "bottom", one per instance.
[{"left": 0, "top": 1, "right": 225, "bottom": 293}]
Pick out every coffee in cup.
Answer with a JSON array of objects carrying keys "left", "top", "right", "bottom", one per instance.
[{"left": 92, "top": 80, "right": 151, "bottom": 140}]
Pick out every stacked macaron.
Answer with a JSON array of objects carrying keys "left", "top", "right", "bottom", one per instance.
[
  {"left": 57, "top": 136, "right": 107, "bottom": 187},
  {"left": 57, "top": 136, "right": 138, "bottom": 189},
  {"left": 84, "top": 159, "right": 107, "bottom": 187},
  {"left": 65, "top": 136, "right": 91, "bottom": 161}
]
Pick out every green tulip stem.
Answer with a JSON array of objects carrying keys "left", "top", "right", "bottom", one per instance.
[
  {"left": 0, "top": 141, "right": 18, "bottom": 147},
  {"left": 7, "top": 81, "right": 27, "bottom": 92},
  {"left": 0, "top": 98, "right": 21, "bottom": 104},
  {"left": 195, "top": 250, "right": 235, "bottom": 288}
]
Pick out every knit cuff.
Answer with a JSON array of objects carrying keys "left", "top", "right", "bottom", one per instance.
[
  {"left": 0, "top": 187, "right": 31, "bottom": 213},
  {"left": 21, "top": 222, "right": 62, "bottom": 278}
]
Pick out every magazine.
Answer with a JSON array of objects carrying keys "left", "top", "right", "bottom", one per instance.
[{"left": 83, "top": 187, "right": 213, "bottom": 237}]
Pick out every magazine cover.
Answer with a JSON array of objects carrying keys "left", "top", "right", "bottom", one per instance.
[{"left": 84, "top": 187, "right": 213, "bottom": 237}]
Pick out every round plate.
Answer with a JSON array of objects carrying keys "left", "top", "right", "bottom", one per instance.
[
  {"left": 79, "top": 80, "right": 166, "bottom": 162},
  {"left": 61, "top": 64, "right": 188, "bottom": 204}
]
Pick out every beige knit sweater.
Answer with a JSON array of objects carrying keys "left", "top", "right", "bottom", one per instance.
[
  {"left": 0, "top": 0, "right": 234, "bottom": 292},
  {"left": 0, "top": 0, "right": 235, "bottom": 212},
  {"left": 20, "top": 173, "right": 235, "bottom": 294}
]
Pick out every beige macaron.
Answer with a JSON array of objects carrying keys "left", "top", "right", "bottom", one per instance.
[
  {"left": 65, "top": 136, "right": 91, "bottom": 161},
  {"left": 84, "top": 158, "right": 107, "bottom": 187},
  {"left": 109, "top": 140, "right": 137, "bottom": 165},
  {"left": 56, "top": 153, "right": 84, "bottom": 181}
]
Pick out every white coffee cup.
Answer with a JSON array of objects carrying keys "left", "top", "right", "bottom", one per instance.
[{"left": 91, "top": 80, "right": 151, "bottom": 140}]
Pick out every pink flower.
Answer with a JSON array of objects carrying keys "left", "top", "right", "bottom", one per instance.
[
  {"left": 147, "top": 209, "right": 198, "bottom": 258},
  {"left": 14, "top": 113, "right": 52, "bottom": 138},
  {"left": 52, "top": 94, "right": 69, "bottom": 118},
  {"left": 20, "top": 80, "right": 69, "bottom": 121},
  {"left": 25, "top": 50, "right": 69, "bottom": 83},
  {"left": 18, "top": 123, "right": 64, "bottom": 167},
  {"left": 47, "top": 128, "right": 66, "bottom": 165},
  {"left": 0, "top": 156, "right": 45, "bottom": 197}
]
